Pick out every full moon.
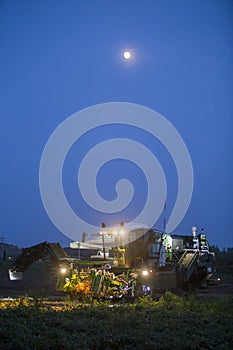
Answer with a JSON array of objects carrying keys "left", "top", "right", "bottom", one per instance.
[{"left": 123, "top": 51, "right": 131, "bottom": 60}]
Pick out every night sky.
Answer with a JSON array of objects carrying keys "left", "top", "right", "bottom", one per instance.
[{"left": 0, "top": 0, "right": 232, "bottom": 248}]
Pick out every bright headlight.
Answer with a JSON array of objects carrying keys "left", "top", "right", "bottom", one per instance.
[
  {"left": 142, "top": 270, "right": 149, "bottom": 276},
  {"left": 60, "top": 267, "right": 67, "bottom": 274}
]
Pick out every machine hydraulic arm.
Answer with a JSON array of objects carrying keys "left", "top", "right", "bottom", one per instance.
[{"left": 9, "top": 241, "right": 70, "bottom": 280}]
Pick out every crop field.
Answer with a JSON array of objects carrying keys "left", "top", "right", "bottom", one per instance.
[
  {"left": 0, "top": 294, "right": 233, "bottom": 350},
  {"left": 0, "top": 261, "right": 233, "bottom": 349}
]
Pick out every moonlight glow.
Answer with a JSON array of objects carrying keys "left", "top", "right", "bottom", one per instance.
[{"left": 123, "top": 51, "right": 131, "bottom": 60}]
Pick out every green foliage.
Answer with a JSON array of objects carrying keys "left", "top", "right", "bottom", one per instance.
[
  {"left": 0, "top": 295, "right": 233, "bottom": 349},
  {"left": 62, "top": 272, "right": 92, "bottom": 301}
]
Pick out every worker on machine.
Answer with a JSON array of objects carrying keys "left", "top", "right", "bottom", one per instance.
[{"left": 166, "top": 245, "right": 172, "bottom": 262}]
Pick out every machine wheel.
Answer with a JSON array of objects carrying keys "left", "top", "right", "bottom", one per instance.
[
  {"left": 151, "top": 289, "right": 163, "bottom": 301},
  {"left": 134, "top": 283, "right": 144, "bottom": 298}
]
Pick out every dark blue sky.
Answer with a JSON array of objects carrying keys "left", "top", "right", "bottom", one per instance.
[{"left": 0, "top": 0, "right": 232, "bottom": 248}]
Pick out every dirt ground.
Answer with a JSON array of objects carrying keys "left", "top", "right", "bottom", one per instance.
[
  {"left": 195, "top": 274, "right": 233, "bottom": 299},
  {"left": 0, "top": 261, "right": 232, "bottom": 300}
]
